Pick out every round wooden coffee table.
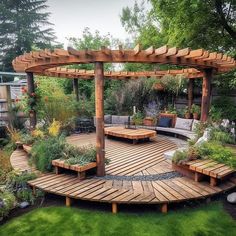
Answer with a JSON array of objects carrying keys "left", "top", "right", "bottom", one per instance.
[{"left": 104, "top": 126, "right": 156, "bottom": 144}]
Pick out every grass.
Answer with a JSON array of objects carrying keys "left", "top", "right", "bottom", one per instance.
[{"left": 0, "top": 202, "right": 235, "bottom": 236}]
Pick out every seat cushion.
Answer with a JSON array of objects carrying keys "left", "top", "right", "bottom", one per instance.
[
  {"left": 158, "top": 117, "right": 172, "bottom": 128},
  {"left": 104, "top": 115, "right": 112, "bottom": 124},
  {"left": 175, "top": 118, "right": 193, "bottom": 131},
  {"left": 111, "top": 115, "right": 130, "bottom": 124}
]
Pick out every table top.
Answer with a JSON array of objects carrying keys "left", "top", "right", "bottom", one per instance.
[{"left": 104, "top": 126, "right": 156, "bottom": 140}]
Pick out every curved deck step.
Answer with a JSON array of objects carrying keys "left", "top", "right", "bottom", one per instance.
[
  {"left": 10, "top": 149, "right": 35, "bottom": 172},
  {"left": 28, "top": 173, "right": 236, "bottom": 204}
]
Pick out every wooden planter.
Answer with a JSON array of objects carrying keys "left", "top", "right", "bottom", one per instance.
[
  {"left": 143, "top": 117, "right": 155, "bottom": 126},
  {"left": 172, "top": 163, "right": 195, "bottom": 180},
  {"left": 52, "top": 159, "right": 97, "bottom": 180}
]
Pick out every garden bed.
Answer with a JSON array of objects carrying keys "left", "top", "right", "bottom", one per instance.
[{"left": 52, "top": 159, "right": 97, "bottom": 179}]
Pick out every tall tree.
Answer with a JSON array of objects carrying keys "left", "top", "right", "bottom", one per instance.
[
  {"left": 121, "top": 0, "right": 236, "bottom": 52},
  {"left": 0, "top": 0, "right": 56, "bottom": 72}
]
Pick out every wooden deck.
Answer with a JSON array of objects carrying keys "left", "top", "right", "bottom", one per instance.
[
  {"left": 10, "top": 149, "right": 35, "bottom": 172},
  {"left": 10, "top": 134, "right": 236, "bottom": 213},
  {"left": 67, "top": 133, "right": 177, "bottom": 176}
]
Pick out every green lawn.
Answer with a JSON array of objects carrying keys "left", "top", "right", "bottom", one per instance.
[{"left": 0, "top": 202, "right": 235, "bottom": 236}]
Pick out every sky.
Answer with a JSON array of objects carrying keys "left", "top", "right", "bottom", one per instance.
[{"left": 47, "top": 0, "right": 136, "bottom": 47}]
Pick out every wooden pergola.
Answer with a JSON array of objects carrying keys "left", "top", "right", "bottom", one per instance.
[{"left": 12, "top": 45, "right": 236, "bottom": 176}]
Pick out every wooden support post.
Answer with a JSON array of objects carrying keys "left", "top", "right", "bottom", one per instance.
[
  {"left": 187, "top": 79, "right": 194, "bottom": 109},
  {"left": 55, "top": 166, "right": 59, "bottom": 175},
  {"left": 32, "top": 186, "right": 36, "bottom": 196},
  {"left": 73, "top": 78, "right": 79, "bottom": 101},
  {"left": 161, "top": 203, "right": 168, "bottom": 213},
  {"left": 112, "top": 202, "right": 118, "bottom": 214},
  {"left": 200, "top": 69, "right": 212, "bottom": 122},
  {"left": 210, "top": 177, "right": 217, "bottom": 187},
  {"left": 194, "top": 172, "right": 204, "bottom": 182},
  {"left": 78, "top": 171, "right": 86, "bottom": 180},
  {"left": 26, "top": 72, "right": 36, "bottom": 129},
  {"left": 95, "top": 62, "right": 105, "bottom": 177},
  {"left": 66, "top": 196, "right": 71, "bottom": 207}
]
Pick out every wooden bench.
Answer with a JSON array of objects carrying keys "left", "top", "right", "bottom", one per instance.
[
  {"left": 52, "top": 159, "right": 97, "bottom": 180},
  {"left": 173, "top": 159, "right": 235, "bottom": 186}
]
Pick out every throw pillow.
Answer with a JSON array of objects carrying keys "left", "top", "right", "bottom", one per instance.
[
  {"left": 175, "top": 117, "right": 193, "bottom": 131},
  {"left": 158, "top": 117, "right": 172, "bottom": 127},
  {"left": 192, "top": 119, "right": 200, "bottom": 131}
]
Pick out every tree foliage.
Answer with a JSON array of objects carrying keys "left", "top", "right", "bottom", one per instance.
[
  {"left": 0, "top": 0, "right": 56, "bottom": 71},
  {"left": 121, "top": 0, "right": 236, "bottom": 51}
]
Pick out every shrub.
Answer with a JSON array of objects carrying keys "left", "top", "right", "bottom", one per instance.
[
  {"left": 191, "top": 104, "right": 201, "bottom": 115},
  {"left": 210, "top": 128, "right": 235, "bottom": 144},
  {"left": 0, "top": 190, "right": 16, "bottom": 220},
  {"left": 211, "top": 96, "right": 236, "bottom": 121},
  {"left": 20, "top": 132, "right": 35, "bottom": 145},
  {"left": 65, "top": 145, "right": 96, "bottom": 166},
  {"left": 172, "top": 150, "right": 188, "bottom": 164},
  {"left": 0, "top": 150, "right": 12, "bottom": 184},
  {"left": 30, "top": 136, "right": 66, "bottom": 172},
  {"left": 197, "top": 142, "right": 236, "bottom": 168},
  {"left": 132, "top": 111, "right": 144, "bottom": 125},
  {"left": 6, "top": 171, "right": 42, "bottom": 204}
]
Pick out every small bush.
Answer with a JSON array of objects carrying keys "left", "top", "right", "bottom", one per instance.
[
  {"left": 30, "top": 136, "right": 66, "bottom": 172},
  {"left": 197, "top": 142, "right": 236, "bottom": 168},
  {"left": 64, "top": 145, "right": 96, "bottom": 166},
  {"left": 0, "top": 190, "right": 16, "bottom": 220},
  {"left": 132, "top": 112, "right": 144, "bottom": 125},
  {"left": 172, "top": 150, "right": 188, "bottom": 164},
  {"left": 6, "top": 171, "right": 42, "bottom": 204},
  {"left": 210, "top": 128, "right": 235, "bottom": 144}
]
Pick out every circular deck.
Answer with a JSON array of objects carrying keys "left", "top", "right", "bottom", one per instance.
[{"left": 11, "top": 134, "right": 236, "bottom": 212}]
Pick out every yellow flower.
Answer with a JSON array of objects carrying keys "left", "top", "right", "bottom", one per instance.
[
  {"left": 32, "top": 129, "right": 44, "bottom": 138},
  {"left": 48, "top": 119, "right": 61, "bottom": 137}
]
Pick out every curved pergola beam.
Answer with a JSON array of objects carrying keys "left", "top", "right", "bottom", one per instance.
[
  {"left": 40, "top": 67, "right": 203, "bottom": 80},
  {"left": 12, "top": 45, "right": 236, "bottom": 74}
]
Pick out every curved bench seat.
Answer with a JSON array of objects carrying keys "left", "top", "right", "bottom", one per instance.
[{"left": 104, "top": 124, "right": 196, "bottom": 140}]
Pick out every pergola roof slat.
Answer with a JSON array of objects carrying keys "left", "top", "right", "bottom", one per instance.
[
  {"left": 154, "top": 45, "right": 168, "bottom": 56},
  {"left": 185, "top": 49, "right": 204, "bottom": 59}
]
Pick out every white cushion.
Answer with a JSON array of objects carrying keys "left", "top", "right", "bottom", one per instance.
[
  {"left": 175, "top": 118, "right": 193, "bottom": 131},
  {"left": 192, "top": 119, "right": 200, "bottom": 131}
]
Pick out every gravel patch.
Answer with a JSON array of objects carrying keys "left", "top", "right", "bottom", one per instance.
[{"left": 95, "top": 171, "right": 182, "bottom": 181}]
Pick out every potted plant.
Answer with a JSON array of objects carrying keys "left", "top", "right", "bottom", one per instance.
[
  {"left": 184, "top": 106, "right": 191, "bottom": 119},
  {"left": 191, "top": 104, "right": 201, "bottom": 120},
  {"left": 132, "top": 112, "right": 144, "bottom": 125},
  {"left": 143, "top": 117, "right": 155, "bottom": 126}
]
